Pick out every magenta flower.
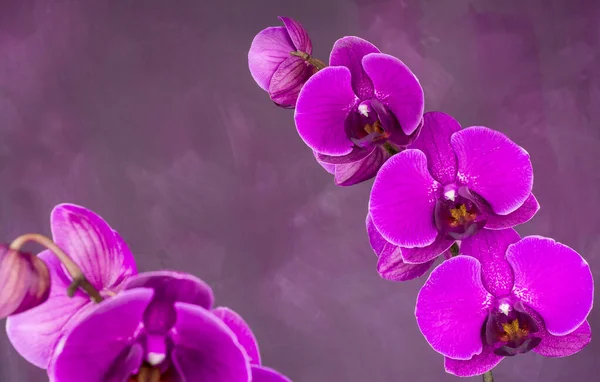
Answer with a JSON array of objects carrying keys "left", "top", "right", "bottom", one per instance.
[
  {"left": 365, "top": 215, "right": 441, "bottom": 282},
  {"left": 248, "top": 16, "right": 322, "bottom": 108},
  {"left": 0, "top": 245, "right": 50, "bottom": 319},
  {"left": 48, "top": 271, "right": 291, "bottom": 382},
  {"left": 368, "top": 111, "right": 538, "bottom": 277},
  {"left": 6, "top": 203, "right": 137, "bottom": 369},
  {"left": 294, "top": 36, "right": 424, "bottom": 186},
  {"left": 415, "top": 228, "right": 593, "bottom": 376}
]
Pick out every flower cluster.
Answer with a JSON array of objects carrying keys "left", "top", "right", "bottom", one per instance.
[
  {"left": 1, "top": 204, "right": 290, "bottom": 382},
  {"left": 248, "top": 17, "right": 594, "bottom": 379},
  {"left": 0, "top": 15, "right": 594, "bottom": 382}
]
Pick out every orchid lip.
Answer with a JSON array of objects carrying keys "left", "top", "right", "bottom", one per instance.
[
  {"left": 344, "top": 99, "right": 397, "bottom": 149},
  {"left": 129, "top": 362, "right": 169, "bottom": 382},
  {"left": 127, "top": 333, "right": 174, "bottom": 380},
  {"left": 434, "top": 185, "right": 488, "bottom": 240},
  {"left": 484, "top": 299, "right": 541, "bottom": 357},
  {"left": 146, "top": 334, "right": 168, "bottom": 366}
]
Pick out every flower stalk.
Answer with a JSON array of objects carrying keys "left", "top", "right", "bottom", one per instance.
[
  {"left": 450, "top": 242, "right": 460, "bottom": 257},
  {"left": 9, "top": 233, "right": 103, "bottom": 303},
  {"left": 483, "top": 370, "right": 494, "bottom": 382},
  {"left": 290, "top": 50, "right": 326, "bottom": 70},
  {"left": 383, "top": 142, "right": 400, "bottom": 155}
]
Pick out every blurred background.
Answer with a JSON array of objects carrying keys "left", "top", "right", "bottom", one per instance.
[{"left": 0, "top": 0, "right": 598, "bottom": 380}]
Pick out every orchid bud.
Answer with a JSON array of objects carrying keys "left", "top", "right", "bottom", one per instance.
[
  {"left": 0, "top": 245, "right": 50, "bottom": 319},
  {"left": 248, "top": 16, "right": 324, "bottom": 108}
]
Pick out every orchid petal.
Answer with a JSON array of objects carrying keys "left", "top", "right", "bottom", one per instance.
[
  {"left": 377, "top": 243, "right": 435, "bottom": 281},
  {"left": 294, "top": 66, "right": 358, "bottom": 156},
  {"left": 124, "top": 271, "right": 214, "bottom": 335},
  {"left": 460, "top": 228, "right": 520, "bottom": 296},
  {"left": 366, "top": 213, "right": 388, "bottom": 256},
  {"left": 248, "top": 26, "right": 295, "bottom": 91},
  {"left": 278, "top": 16, "right": 311, "bottom": 53},
  {"left": 170, "top": 302, "right": 250, "bottom": 382},
  {"left": 329, "top": 36, "right": 380, "bottom": 99},
  {"left": 415, "top": 256, "right": 493, "bottom": 360},
  {"left": 6, "top": 250, "right": 90, "bottom": 368},
  {"left": 401, "top": 237, "right": 454, "bottom": 264},
  {"left": 507, "top": 236, "right": 594, "bottom": 336},
  {"left": 362, "top": 53, "right": 424, "bottom": 136},
  {"left": 369, "top": 149, "right": 440, "bottom": 248},
  {"left": 104, "top": 343, "right": 144, "bottom": 382},
  {"left": 484, "top": 193, "right": 539, "bottom": 230},
  {"left": 50, "top": 203, "right": 137, "bottom": 291},
  {"left": 523, "top": 305, "right": 592, "bottom": 357},
  {"left": 333, "top": 146, "right": 391, "bottom": 186},
  {"left": 316, "top": 146, "right": 374, "bottom": 165},
  {"left": 268, "top": 56, "right": 313, "bottom": 108},
  {"left": 444, "top": 344, "right": 503, "bottom": 377},
  {"left": 48, "top": 289, "right": 154, "bottom": 381},
  {"left": 313, "top": 150, "right": 335, "bottom": 174},
  {"left": 410, "top": 111, "right": 461, "bottom": 184},
  {"left": 452, "top": 127, "right": 533, "bottom": 215},
  {"left": 534, "top": 320, "right": 591, "bottom": 357},
  {"left": 0, "top": 246, "right": 50, "bottom": 318},
  {"left": 213, "top": 307, "right": 261, "bottom": 365}
]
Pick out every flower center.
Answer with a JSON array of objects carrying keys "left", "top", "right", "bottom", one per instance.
[
  {"left": 364, "top": 120, "right": 388, "bottom": 138},
  {"left": 129, "top": 363, "right": 176, "bottom": 382},
  {"left": 129, "top": 363, "right": 161, "bottom": 382},
  {"left": 484, "top": 300, "right": 541, "bottom": 356},
  {"left": 498, "top": 319, "right": 528, "bottom": 342},
  {"left": 448, "top": 204, "right": 477, "bottom": 227},
  {"left": 126, "top": 334, "right": 175, "bottom": 381},
  {"left": 434, "top": 185, "right": 487, "bottom": 240},
  {"left": 346, "top": 100, "right": 391, "bottom": 148}
]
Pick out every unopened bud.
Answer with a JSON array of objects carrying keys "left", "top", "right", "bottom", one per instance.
[{"left": 0, "top": 245, "right": 50, "bottom": 319}]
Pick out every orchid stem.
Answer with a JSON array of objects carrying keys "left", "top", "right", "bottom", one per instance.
[
  {"left": 450, "top": 242, "right": 460, "bottom": 257},
  {"left": 383, "top": 142, "right": 400, "bottom": 155},
  {"left": 290, "top": 51, "right": 327, "bottom": 70},
  {"left": 483, "top": 370, "right": 494, "bottom": 382},
  {"left": 9, "top": 233, "right": 103, "bottom": 303}
]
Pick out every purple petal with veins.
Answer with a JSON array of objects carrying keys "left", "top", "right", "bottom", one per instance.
[
  {"left": 7, "top": 203, "right": 138, "bottom": 369},
  {"left": 278, "top": 16, "right": 312, "bottom": 53}
]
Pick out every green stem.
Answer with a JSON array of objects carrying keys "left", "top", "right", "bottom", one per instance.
[
  {"left": 290, "top": 51, "right": 327, "bottom": 70},
  {"left": 450, "top": 242, "right": 460, "bottom": 257},
  {"left": 483, "top": 370, "right": 494, "bottom": 382},
  {"left": 383, "top": 142, "right": 400, "bottom": 155},
  {"left": 9, "top": 233, "right": 103, "bottom": 303}
]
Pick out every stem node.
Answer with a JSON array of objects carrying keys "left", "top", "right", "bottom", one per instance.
[
  {"left": 290, "top": 51, "right": 327, "bottom": 70},
  {"left": 9, "top": 233, "right": 103, "bottom": 304}
]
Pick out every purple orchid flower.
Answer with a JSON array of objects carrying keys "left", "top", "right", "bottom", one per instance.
[
  {"left": 48, "top": 271, "right": 291, "bottom": 382},
  {"left": 248, "top": 16, "right": 323, "bottom": 108},
  {"left": 0, "top": 245, "right": 51, "bottom": 319},
  {"left": 294, "top": 36, "right": 424, "bottom": 186},
  {"left": 367, "top": 111, "right": 539, "bottom": 279},
  {"left": 415, "top": 228, "right": 594, "bottom": 377},
  {"left": 6, "top": 203, "right": 137, "bottom": 369}
]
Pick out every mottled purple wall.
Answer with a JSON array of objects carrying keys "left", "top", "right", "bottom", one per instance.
[{"left": 0, "top": 0, "right": 598, "bottom": 381}]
